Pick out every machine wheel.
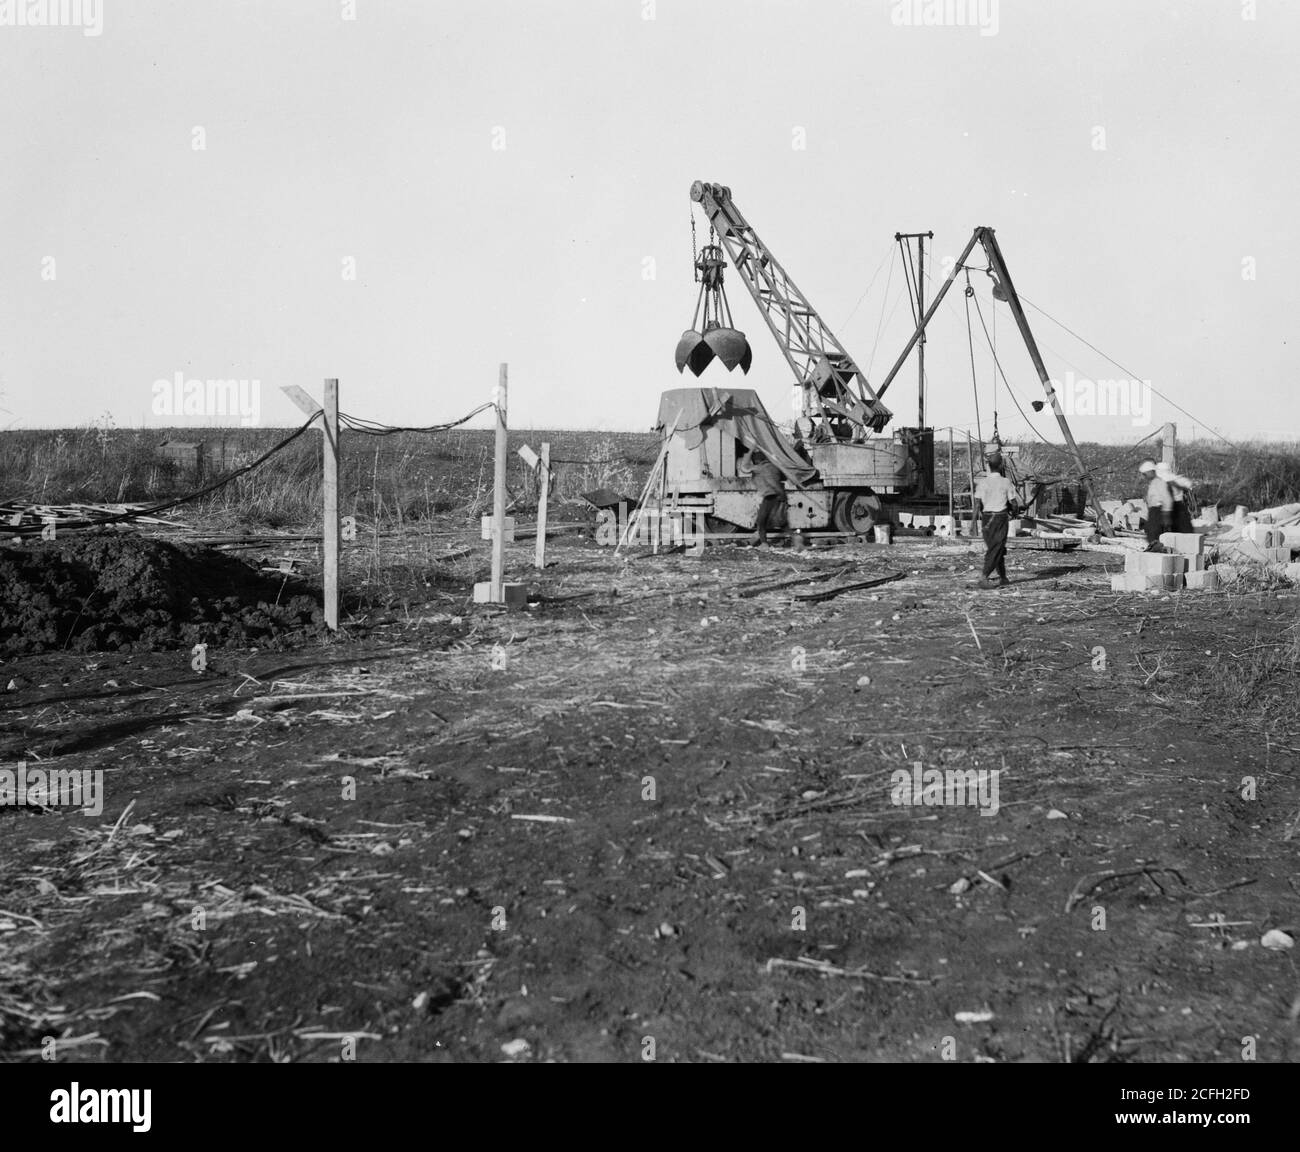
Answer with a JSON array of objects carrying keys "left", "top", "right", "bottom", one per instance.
[{"left": 833, "top": 489, "right": 881, "bottom": 534}]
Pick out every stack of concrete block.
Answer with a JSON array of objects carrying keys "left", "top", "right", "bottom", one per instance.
[
  {"left": 1156, "top": 531, "right": 1220, "bottom": 590},
  {"left": 1111, "top": 550, "right": 1188, "bottom": 592},
  {"left": 1223, "top": 537, "right": 1291, "bottom": 565},
  {"left": 1159, "top": 532, "right": 1207, "bottom": 571}
]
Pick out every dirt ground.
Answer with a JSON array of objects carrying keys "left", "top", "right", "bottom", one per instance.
[{"left": 1, "top": 529, "right": 1298, "bottom": 1063}]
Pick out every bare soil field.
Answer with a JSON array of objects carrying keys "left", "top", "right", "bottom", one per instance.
[{"left": 2, "top": 527, "right": 1297, "bottom": 1063}]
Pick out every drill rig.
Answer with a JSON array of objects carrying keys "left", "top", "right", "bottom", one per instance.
[{"left": 662, "top": 180, "right": 1113, "bottom": 537}]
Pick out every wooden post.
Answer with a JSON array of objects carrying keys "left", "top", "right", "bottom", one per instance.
[
  {"left": 322, "top": 379, "right": 340, "bottom": 631},
  {"left": 1161, "top": 422, "right": 1176, "bottom": 472},
  {"left": 947, "top": 427, "right": 954, "bottom": 523},
  {"left": 492, "top": 364, "right": 508, "bottom": 600},
  {"left": 534, "top": 442, "right": 550, "bottom": 570},
  {"left": 280, "top": 381, "right": 339, "bottom": 630},
  {"left": 966, "top": 431, "right": 978, "bottom": 537}
]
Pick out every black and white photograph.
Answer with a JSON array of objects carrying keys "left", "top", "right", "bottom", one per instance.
[{"left": 0, "top": 0, "right": 1296, "bottom": 1119}]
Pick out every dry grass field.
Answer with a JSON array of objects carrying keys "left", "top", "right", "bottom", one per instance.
[{"left": 1, "top": 424, "right": 1298, "bottom": 1064}]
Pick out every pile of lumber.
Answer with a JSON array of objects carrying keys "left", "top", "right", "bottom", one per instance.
[{"left": 1, "top": 500, "right": 185, "bottom": 535}]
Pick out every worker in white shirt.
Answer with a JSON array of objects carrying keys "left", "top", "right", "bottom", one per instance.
[
  {"left": 1139, "top": 460, "right": 1173, "bottom": 547},
  {"left": 1156, "top": 461, "right": 1195, "bottom": 534},
  {"left": 972, "top": 451, "right": 1021, "bottom": 589}
]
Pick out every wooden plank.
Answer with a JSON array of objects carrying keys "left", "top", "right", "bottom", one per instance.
[
  {"left": 281, "top": 384, "right": 323, "bottom": 418},
  {"left": 734, "top": 565, "right": 854, "bottom": 599},
  {"left": 794, "top": 571, "right": 906, "bottom": 603}
]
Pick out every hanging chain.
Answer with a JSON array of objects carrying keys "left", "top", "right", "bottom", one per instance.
[{"left": 690, "top": 210, "right": 699, "bottom": 283}]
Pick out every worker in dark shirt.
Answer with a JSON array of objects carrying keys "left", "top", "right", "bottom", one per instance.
[{"left": 746, "top": 450, "right": 787, "bottom": 547}]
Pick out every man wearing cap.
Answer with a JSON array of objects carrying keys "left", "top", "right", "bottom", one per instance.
[
  {"left": 1140, "top": 460, "right": 1173, "bottom": 547},
  {"left": 972, "top": 451, "right": 1020, "bottom": 589}
]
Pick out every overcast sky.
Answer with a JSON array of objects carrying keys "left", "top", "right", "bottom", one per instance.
[{"left": 1, "top": 0, "right": 1295, "bottom": 445}]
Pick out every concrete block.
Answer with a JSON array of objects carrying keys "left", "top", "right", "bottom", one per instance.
[
  {"left": 1283, "top": 562, "right": 1300, "bottom": 582},
  {"left": 873, "top": 523, "right": 893, "bottom": 544},
  {"left": 912, "top": 514, "right": 932, "bottom": 528},
  {"left": 1110, "top": 573, "right": 1146, "bottom": 592},
  {"left": 480, "top": 515, "right": 516, "bottom": 542},
  {"left": 1186, "top": 553, "right": 1206, "bottom": 572},
  {"left": 1159, "top": 531, "right": 1204, "bottom": 555},
  {"left": 1145, "top": 573, "right": 1184, "bottom": 592},
  {"left": 1213, "top": 563, "right": 1237, "bottom": 583},
  {"left": 1184, "top": 570, "right": 1220, "bottom": 591},
  {"left": 1125, "top": 552, "right": 1186, "bottom": 575},
  {"left": 473, "top": 581, "right": 527, "bottom": 607},
  {"left": 1227, "top": 541, "right": 1291, "bottom": 565},
  {"left": 1243, "top": 523, "right": 1282, "bottom": 549}
]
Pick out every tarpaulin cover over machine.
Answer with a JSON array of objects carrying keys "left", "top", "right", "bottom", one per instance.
[{"left": 655, "top": 387, "right": 817, "bottom": 486}]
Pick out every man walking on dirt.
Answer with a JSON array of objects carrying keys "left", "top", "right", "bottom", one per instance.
[
  {"left": 1140, "top": 460, "right": 1173, "bottom": 548},
  {"left": 745, "top": 450, "right": 787, "bottom": 548},
  {"left": 972, "top": 451, "right": 1019, "bottom": 589}
]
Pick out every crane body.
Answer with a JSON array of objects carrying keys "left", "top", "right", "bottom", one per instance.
[{"left": 664, "top": 181, "right": 933, "bottom": 534}]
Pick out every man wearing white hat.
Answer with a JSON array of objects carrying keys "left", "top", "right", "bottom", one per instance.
[{"left": 1139, "top": 460, "right": 1172, "bottom": 548}]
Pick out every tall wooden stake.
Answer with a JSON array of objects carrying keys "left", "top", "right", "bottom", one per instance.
[
  {"left": 535, "top": 442, "right": 550, "bottom": 570},
  {"left": 492, "top": 364, "right": 508, "bottom": 600},
  {"left": 948, "top": 427, "right": 954, "bottom": 523},
  {"left": 322, "top": 379, "right": 340, "bottom": 631},
  {"left": 966, "top": 431, "right": 978, "bottom": 537}
]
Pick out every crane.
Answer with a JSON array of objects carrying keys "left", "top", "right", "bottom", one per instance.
[{"left": 685, "top": 181, "right": 893, "bottom": 437}]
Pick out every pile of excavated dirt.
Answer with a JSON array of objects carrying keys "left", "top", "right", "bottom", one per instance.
[{"left": 0, "top": 531, "right": 323, "bottom": 655}]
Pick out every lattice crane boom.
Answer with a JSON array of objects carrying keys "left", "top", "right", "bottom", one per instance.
[{"left": 689, "top": 180, "right": 892, "bottom": 434}]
